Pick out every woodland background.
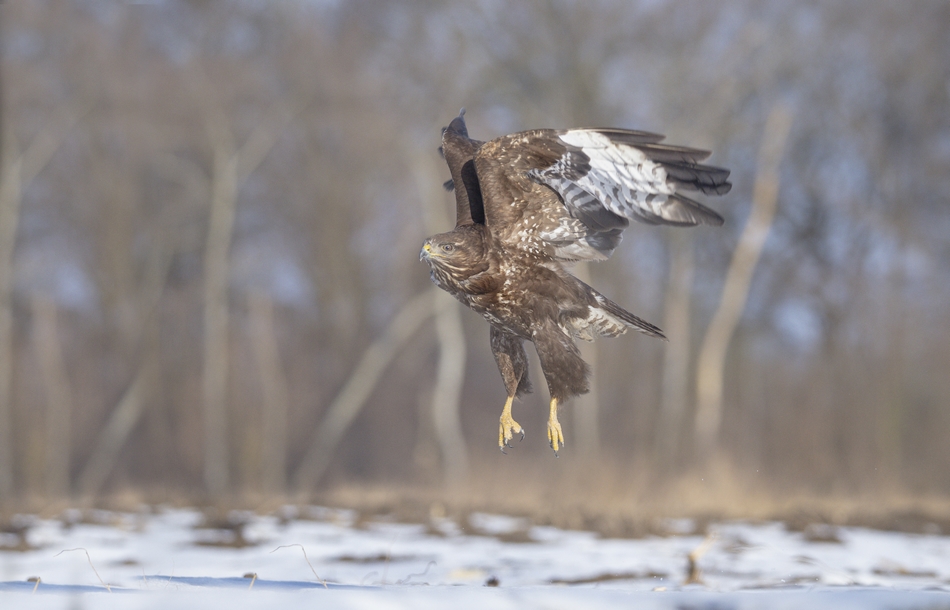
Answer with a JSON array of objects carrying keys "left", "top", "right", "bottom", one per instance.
[{"left": 0, "top": 0, "right": 948, "bottom": 521}]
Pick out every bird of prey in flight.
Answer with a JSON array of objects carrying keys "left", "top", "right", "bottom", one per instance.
[{"left": 421, "top": 110, "right": 730, "bottom": 455}]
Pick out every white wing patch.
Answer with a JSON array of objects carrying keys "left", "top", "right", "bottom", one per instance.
[
  {"left": 513, "top": 126, "right": 728, "bottom": 261},
  {"left": 558, "top": 130, "right": 681, "bottom": 223}
]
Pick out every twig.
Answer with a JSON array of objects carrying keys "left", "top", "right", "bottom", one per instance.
[
  {"left": 54, "top": 548, "right": 111, "bottom": 592},
  {"left": 685, "top": 532, "right": 718, "bottom": 585},
  {"left": 360, "top": 571, "right": 379, "bottom": 587},
  {"left": 397, "top": 560, "right": 437, "bottom": 585},
  {"left": 796, "top": 555, "right": 856, "bottom": 585},
  {"left": 381, "top": 534, "right": 397, "bottom": 585},
  {"left": 270, "top": 544, "right": 328, "bottom": 588}
]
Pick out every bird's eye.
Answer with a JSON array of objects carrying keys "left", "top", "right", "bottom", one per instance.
[{"left": 441, "top": 244, "right": 455, "bottom": 253}]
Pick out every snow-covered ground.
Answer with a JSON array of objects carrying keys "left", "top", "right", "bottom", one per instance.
[{"left": 2, "top": 506, "right": 950, "bottom": 608}]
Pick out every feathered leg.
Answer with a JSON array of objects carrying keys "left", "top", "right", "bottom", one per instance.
[
  {"left": 490, "top": 326, "right": 531, "bottom": 452},
  {"left": 532, "top": 320, "right": 590, "bottom": 455}
]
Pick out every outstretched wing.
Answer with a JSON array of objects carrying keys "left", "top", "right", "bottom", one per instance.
[
  {"left": 474, "top": 127, "right": 731, "bottom": 261},
  {"left": 440, "top": 110, "right": 486, "bottom": 227}
]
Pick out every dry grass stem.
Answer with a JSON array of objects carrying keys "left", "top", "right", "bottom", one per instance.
[
  {"left": 270, "top": 543, "right": 328, "bottom": 588},
  {"left": 54, "top": 548, "right": 111, "bottom": 592}
]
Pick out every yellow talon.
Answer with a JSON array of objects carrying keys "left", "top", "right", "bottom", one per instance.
[
  {"left": 547, "top": 397, "right": 564, "bottom": 455},
  {"left": 498, "top": 395, "right": 523, "bottom": 451}
]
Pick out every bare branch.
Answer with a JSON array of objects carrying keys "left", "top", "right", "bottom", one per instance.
[
  {"left": 33, "top": 296, "right": 73, "bottom": 498},
  {"left": 236, "top": 97, "right": 310, "bottom": 183},
  {"left": 292, "top": 290, "right": 437, "bottom": 493},
  {"left": 248, "top": 291, "right": 290, "bottom": 492},
  {"left": 694, "top": 104, "right": 793, "bottom": 459},
  {"left": 0, "top": 100, "right": 91, "bottom": 496},
  {"left": 656, "top": 230, "right": 695, "bottom": 469},
  {"left": 77, "top": 368, "right": 147, "bottom": 496}
]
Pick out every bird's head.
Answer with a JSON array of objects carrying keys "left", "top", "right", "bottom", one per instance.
[{"left": 420, "top": 225, "right": 490, "bottom": 288}]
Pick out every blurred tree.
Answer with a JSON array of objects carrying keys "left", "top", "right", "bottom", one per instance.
[
  {"left": 0, "top": 0, "right": 947, "bottom": 506},
  {"left": 694, "top": 105, "right": 792, "bottom": 460}
]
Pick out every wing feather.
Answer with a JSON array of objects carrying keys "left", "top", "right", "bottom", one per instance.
[
  {"left": 441, "top": 110, "right": 486, "bottom": 226},
  {"left": 453, "top": 118, "right": 730, "bottom": 262},
  {"left": 539, "top": 129, "right": 730, "bottom": 227}
]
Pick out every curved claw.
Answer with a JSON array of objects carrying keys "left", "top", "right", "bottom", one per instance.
[
  {"left": 519, "top": 429, "right": 525, "bottom": 442},
  {"left": 498, "top": 396, "right": 522, "bottom": 451}
]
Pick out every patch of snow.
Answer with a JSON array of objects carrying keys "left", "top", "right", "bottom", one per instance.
[
  {"left": 467, "top": 512, "right": 530, "bottom": 536},
  {"left": 0, "top": 508, "right": 948, "bottom": 608}
]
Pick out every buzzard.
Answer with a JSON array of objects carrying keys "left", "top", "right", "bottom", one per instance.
[{"left": 420, "top": 110, "right": 731, "bottom": 455}]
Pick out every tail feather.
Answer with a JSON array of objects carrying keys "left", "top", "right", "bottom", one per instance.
[
  {"left": 595, "top": 294, "right": 666, "bottom": 339},
  {"left": 567, "top": 296, "right": 667, "bottom": 341},
  {"left": 566, "top": 277, "right": 667, "bottom": 341}
]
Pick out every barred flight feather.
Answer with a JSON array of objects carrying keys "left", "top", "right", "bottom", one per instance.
[{"left": 528, "top": 128, "right": 729, "bottom": 228}]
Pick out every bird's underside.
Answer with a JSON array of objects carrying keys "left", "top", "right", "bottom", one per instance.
[{"left": 421, "top": 109, "right": 731, "bottom": 455}]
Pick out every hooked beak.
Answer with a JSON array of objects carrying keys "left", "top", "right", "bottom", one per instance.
[{"left": 420, "top": 241, "right": 432, "bottom": 262}]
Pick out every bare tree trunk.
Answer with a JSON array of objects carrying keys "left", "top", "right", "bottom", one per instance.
[
  {"left": 411, "top": 384, "right": 440, "bottom": 482},
  {"left": 571, "top": 262, "right": 601, "bottom": 460},
  {"left": 430, "top": 290, "right": 469, "bottom": 487},
  {"left": 76, "top": 153, "right": 207, "bottom": 499},
  {"left": 0, "top": 148, "right": 20, "bottom": 498},
  {"left": 876, "top": 252, "right": 907, "bottom": 482},
  {"left": 0, "top": 10, "right": 7, "bottom": 498},
  {"left": 655, "top": 230, "right": 695, "bottom": 469},
  {"left": 201, "top": 139, "right": 237, "bottom": 496},
  {"left": 199, "top": 91, "right": 306, "bottom": 496},
  {"left": 33, "top": 296, "right": 73, "bottom": 498},
  {"left": 0, "top": 104, "right": 89, "bottom": 496},
  {"left": 694, "top": 105, "right": 792, "bottom": 459},
  {"left": 292, "top": 289, "right": 437, "bottom": 493},
  {"left": 248, "top": 291, "right": 289, "bottom": 493},
  {"left": 77, "top": 243, "right": 177, "bottom": 498}
]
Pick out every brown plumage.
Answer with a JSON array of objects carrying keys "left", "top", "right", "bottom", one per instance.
[{"left": 421, "top": 110, "right": 731, "bottom": 454}]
